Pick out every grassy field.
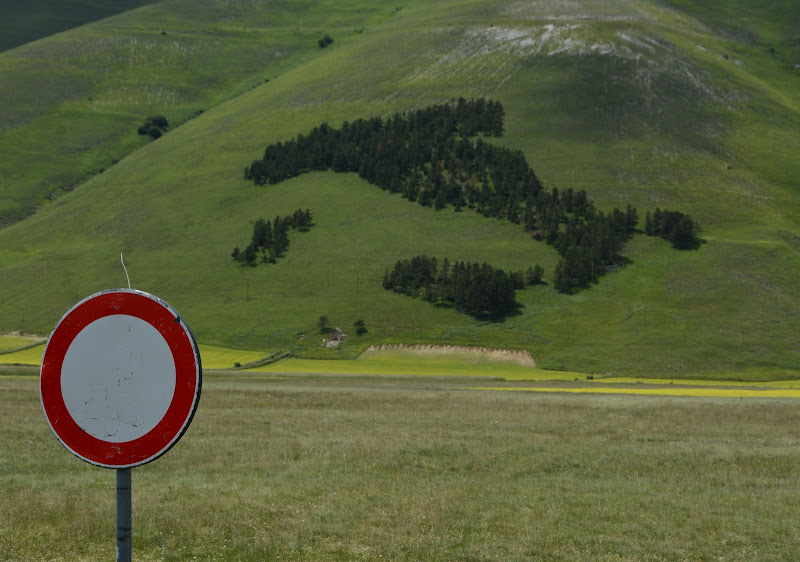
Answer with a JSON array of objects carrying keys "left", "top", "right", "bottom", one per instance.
[
  {"left": 0, "top": 0, "right": 799, "bottom": 379},
  {"left": 7, "top": 339, "right": 800, "bottom": 397},
  {"left": 2, "top": 370, "right": 800, "bottom": 560},
  {"left": 0, "top": 342, "right": 271, "bottom": 371},
  {"left": 0, "top": 335, "right": 44, "bottom": 354}
]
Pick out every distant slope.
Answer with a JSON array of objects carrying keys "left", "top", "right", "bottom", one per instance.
[
  {"left": 1, "top": 0, "right": 799, "bottom": 378},
  {"left": 0, "top": 0, "right": 158, "bottom": 52},
  {"left": 0, "top": 0, "right": 392, "bottom": 226},
  {"left": 660, "top": 0, "right": 800, "bottom": 65}
]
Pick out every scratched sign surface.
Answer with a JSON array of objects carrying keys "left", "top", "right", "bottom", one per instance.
[{"left": 40, "top": 289, "right": 202, "bottom": 468}]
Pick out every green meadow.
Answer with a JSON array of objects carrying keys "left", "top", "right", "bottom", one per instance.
[
  {"left": 3, "top": 371, "right": 800, "bottom": 560},
  {"left": 1, "top": 0, "right": 799, "bottom": 380},
  {"left": 0, "top": 335, "right": 44, "bottom": 354},
  {"left": 0, "top": 342, "right": 270, "bottom": 371},
  {"left": 9, "top": 341, "right": 800, "bottom": 395}
]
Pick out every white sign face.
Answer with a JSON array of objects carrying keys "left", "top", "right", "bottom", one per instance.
[
  {"left": 41, "top": 289, "right": 201, "bottom": 468},
  {"left": 61, "top": 315, "right": 176, "bottom": 443}
]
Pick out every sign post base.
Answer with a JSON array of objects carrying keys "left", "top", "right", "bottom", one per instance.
[{"left": 117, "top": 468, "right": 132, "bottom": 562}]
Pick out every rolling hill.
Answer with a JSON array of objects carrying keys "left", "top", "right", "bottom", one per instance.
[{"left": 0, "top": 0, "right": 798, "bottom": 378}]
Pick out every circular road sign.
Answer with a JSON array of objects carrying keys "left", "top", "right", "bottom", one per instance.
[{"left": 40, "top": 289, "right": 202, "bottom": 468}]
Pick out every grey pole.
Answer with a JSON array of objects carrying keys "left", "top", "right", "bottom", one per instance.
[{"left": 117, "top": 468, "right": 132, "bottom": 562}]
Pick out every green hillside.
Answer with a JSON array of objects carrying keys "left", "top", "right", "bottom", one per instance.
[
  {"left": 1, "top": 0, "right": 798, "bottom": 378},
  {"left": 0, "top": 0, "right": 391, "bottom": 226}
]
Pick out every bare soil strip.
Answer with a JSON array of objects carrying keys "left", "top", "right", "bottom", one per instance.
[{"left": 364, "top": 344, "right": 536, "bottom": 366}]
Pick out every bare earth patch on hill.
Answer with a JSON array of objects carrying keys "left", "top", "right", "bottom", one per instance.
[{"left": 364, "top": 344, "right": 536, "bottom": 366}]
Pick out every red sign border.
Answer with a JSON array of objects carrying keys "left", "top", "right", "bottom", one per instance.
[{"left": 40, "top": 289, "right": 202, "bottom": 468}]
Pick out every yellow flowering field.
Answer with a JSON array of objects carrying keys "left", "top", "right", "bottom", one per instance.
[
  {"left": 469, "top": 385, "right": 800, "bottom": 399},
  {"left": 0, "top": 343, "right": 44, "bottom": 365},
  {"left": 0, "top": 342, "right": 270, "bottom": 371},
  {"left": 196, "top": 344, "right": 272, "bottom": 370}
]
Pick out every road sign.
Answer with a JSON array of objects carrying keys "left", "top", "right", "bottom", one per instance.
[{"left": 40, "top": 289, "right": 202, "bottom": 468}]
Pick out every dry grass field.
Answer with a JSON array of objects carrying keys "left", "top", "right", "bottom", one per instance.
[{"left": 2, "top": 370, "right": 800, "bottom": 561}]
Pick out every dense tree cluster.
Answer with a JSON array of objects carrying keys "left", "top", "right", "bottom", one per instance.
[
  {"left": 645, "top": 208, "right": 699, "bottom": 250},
  {"left": 382, "top": 255, "right": 542, "bottom": 319},
  {"left": 548, "top": 200, "right": 639, "bottom": 293},
  {"left": 244, "top": 98, "right": 505, "bottom": 187},
  {"left": 318, "top": 34, "right": 334, "bottom": 48},
  {"left": 137, "top": 115, "right": 168, "bottom": 139},
  {"left": 245, "top": 98, "right": 697, "bottom": 294},
  {"left": 231, "top": 209, "right": 313, "bottom": 266}
]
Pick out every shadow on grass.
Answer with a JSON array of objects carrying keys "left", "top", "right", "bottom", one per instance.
[
  {"left": 674, "top": 236, "right": 706, "bottom": 251},
  {"left": 559, "top": 256, "right": 635, "bottom": 295},
  {"left": 432, "top": 299, "right": 525, "bottom": 323}
]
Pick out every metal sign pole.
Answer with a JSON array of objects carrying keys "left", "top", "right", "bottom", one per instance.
[
  {"left": 117, "top": 468, "right": 132, "bottom": 562},
  {"left": 41, "top": 289, "right": 202, "bottom": 561}
]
